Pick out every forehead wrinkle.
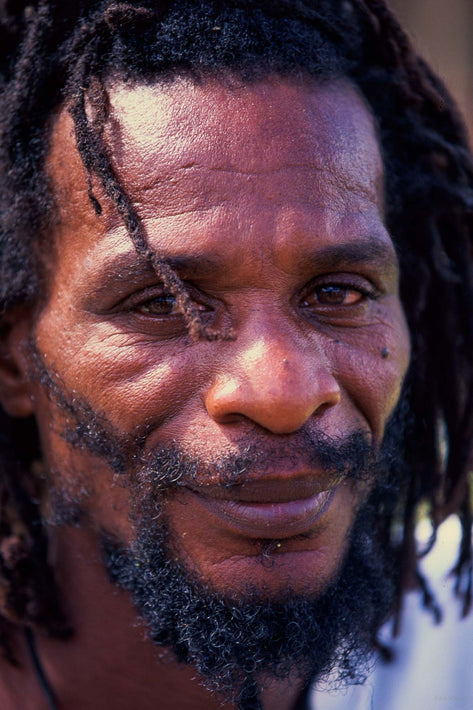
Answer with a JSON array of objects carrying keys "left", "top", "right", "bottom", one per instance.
[
  {"left": 134, "top": 163, "right": 378, "bottom": 196},
  {"left": 124, "top": 171, "right": 381, "bottom": 229},
  {"left": 106, "top": 78, "right": 384, "bottom": 201},
  {"left": 45, "top": 78, "right": 387, "bottom": 292}
]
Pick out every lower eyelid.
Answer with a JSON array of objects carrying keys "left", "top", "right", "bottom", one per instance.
[
  {"left": 304, "top": 287, "right": 370, "bottom": 304},
  {"left": 133, "top": 298, "right": 214, "bottom": 319}
]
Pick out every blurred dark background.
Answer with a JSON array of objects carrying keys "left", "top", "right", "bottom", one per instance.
[{"left": 390, "top": 0, "right": 473, "bottom": 142}]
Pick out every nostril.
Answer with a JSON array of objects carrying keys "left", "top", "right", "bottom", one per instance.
[{"left": 312, "top": 402, "right": 332, "bottom": 417}]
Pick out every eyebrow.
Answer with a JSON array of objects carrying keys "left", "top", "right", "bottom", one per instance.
[
  {"left": 97, "top": 252, "right": 222, "bottom": 284},
  {"left": 94, "top": 235, "right": 398, "bottom": 288},
  {"left": 302, "top": 239, "right": 398, "bottom": 273}
]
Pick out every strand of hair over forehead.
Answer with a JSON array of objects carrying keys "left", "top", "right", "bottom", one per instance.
[
  {"left": 0, "top": 0, "right": 472, "bottom": 681},
  {"left": 64, "top": 0, "right": 473, "bottom": 615}
]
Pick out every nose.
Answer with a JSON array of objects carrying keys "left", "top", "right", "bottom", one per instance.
[{"left": 204, "top": 328, "right": 341, "bottom": 435}]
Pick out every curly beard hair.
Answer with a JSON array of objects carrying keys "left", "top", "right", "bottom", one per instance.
[{"left": 101, "top": 425, "right": 404, "bottom": 707}]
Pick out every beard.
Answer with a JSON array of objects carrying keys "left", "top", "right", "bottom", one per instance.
[
  {"left": 103, "top": 495, "right": 395, "bottom": 709},
  {"left": 99, "top": 426, "right": 404, "bottom": 710},
  {"left": 32, "top": 348, "right": 408, "bottom": 709}
]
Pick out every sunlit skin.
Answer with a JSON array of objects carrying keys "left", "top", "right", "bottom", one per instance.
[{"left": 0, "top": 77, "right": 410, "bottom": 709}]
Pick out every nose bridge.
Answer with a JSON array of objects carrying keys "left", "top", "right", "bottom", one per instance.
[{"left": 204, "top": 313, "right": 341, "bottom": 434}]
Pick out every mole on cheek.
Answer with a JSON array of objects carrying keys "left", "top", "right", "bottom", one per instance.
[{"left": 381, "top": 347, "right": 390, "bottom": 360}]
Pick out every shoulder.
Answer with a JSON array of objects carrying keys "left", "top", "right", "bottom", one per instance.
[{"left": 309, "top": 516, "right": 473, "bottom": 710}]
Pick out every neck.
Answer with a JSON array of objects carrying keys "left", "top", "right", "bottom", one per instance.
[{"left": 3, "top": 526, "right": 306, "bottom": 710}]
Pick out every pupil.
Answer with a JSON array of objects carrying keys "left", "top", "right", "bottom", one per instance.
[
  {"left": 144, "top": 295, "right": 175, "bottom": 314},
  {"left": 320, "top": 286, "right": 345, "bottom": 304}
]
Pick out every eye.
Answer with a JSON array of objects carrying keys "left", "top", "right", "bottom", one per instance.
[
  {"left": 129, "top": 287, "right": 211, "bottom": 320},
  {"left": 303, "top": 284, "right": 368, "bottom": 308},
  {"left": 135, "top": 293, "right": 179, "bottom": 316}
]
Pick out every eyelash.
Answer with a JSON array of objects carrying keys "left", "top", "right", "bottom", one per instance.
[
  {"left": 126, "top": 286, "right": 209, "bottom": 318},
  {"left": 123, "top": 277, "right": 378, "bottom": 322},
  {"left": 135, "top": 293, "right": 181, "bottom": 316},
  {"left": 301, "top": 280, "right": 377, "bottom": 309}
]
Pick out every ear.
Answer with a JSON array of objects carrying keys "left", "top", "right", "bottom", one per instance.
[{"left": 0, "top": 308, "right": 36, "bottom": 418}]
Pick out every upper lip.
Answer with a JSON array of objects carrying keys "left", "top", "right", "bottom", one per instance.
[{"left": 185, "top": 471, "right": 343, "bottom": 504}]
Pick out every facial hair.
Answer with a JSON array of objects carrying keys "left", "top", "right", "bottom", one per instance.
[
  {"left": 32, "top": 348, "right": 407, "bottom": 707},
  {"left": 103, "top": 494, "right": 395, "bottom": 708},
  {"left": 100, "top": 427, "right": 403, "bottom": 708}
]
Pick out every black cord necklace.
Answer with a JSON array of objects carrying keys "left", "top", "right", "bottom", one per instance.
[
  {"left": 24, "top": 625, "right": 312, "bottom": 710},
  {"left": 24, "top": 627, "right": 59, "bottom": 710}
]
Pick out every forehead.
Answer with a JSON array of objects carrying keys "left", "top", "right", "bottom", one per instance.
[
  {"left": 46, "top": 76, "right": 385, "bottom": 272},
  {"left": 106, "top": 76, "right": 382, "bottom": 192}
]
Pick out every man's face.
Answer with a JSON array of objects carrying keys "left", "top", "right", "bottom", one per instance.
[{"left": 29, "top": 76, "right": 409, "bottom": 600}]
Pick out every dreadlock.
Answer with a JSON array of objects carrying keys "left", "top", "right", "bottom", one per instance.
[{"left": 0, "top": 0, "right": 472, "bottom": 691}]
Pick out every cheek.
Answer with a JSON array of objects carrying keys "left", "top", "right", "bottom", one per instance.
[
  {"left": 332, "top": 307, "right": 410, "bottom": 438},
  {"left": 35, "top": 315, "right": 210, "bottom": 433},
  {"left": 32, "top": 394, "right": 140, "bottom": 541}
]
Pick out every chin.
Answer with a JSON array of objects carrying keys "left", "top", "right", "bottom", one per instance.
[
  {"left": 102, "top": 496, "right": 395, "bottom": 705},
  {"left": 179, "top": 542, "right": 350, "bottom": 600},
  {"left": 162, "top": 477, "right": 360, "bottom": 597}
]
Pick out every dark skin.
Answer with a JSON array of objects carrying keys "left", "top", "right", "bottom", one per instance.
[{"left": 0, "top": 77, "right": 410, "bottom": 709}]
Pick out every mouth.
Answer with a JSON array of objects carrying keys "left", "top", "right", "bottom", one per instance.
[{"left": 185, "top": 476, "right": 341, "bottom": 539}]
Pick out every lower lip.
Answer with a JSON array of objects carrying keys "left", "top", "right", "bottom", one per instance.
[{"left": 189, "top": 488, "right": 337, "bottom": 539}]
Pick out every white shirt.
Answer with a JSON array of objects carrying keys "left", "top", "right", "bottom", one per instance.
[{"left": 309, "top": 516, "right": 473, "bottom": 710}]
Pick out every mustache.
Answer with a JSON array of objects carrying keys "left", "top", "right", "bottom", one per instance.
[
  {"left": 135, "top": 429, "right": 381, "bottom": 492},
  {"left": 30, "top": 344, "right": 403, "bottom": 494}
]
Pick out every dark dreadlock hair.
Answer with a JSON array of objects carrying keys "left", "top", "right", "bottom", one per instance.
[{"left": 0, "top": 0, "right": 472, "bottom": 677}]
